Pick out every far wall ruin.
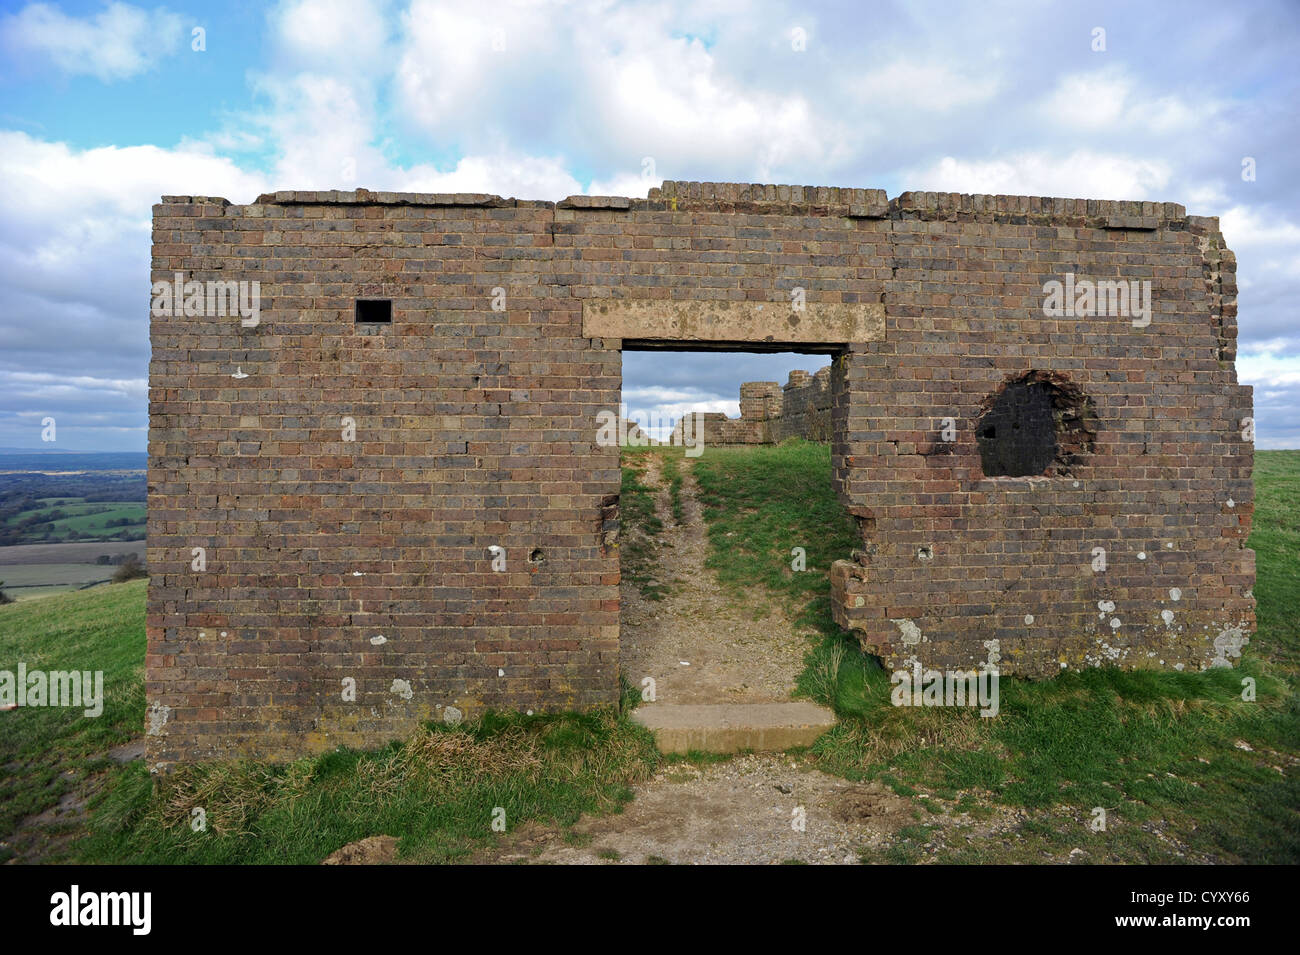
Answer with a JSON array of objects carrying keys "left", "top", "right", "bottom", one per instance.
[
  {"left": 147, "top": 180, "right": 1255, "bottom": 764},
  {"left": 667, "top": 367, "right": 833, "bottom": 445}
]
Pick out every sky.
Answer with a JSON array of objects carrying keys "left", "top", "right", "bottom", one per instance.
[{"left": 0, "top": 0, "right": 1296, "bottom": 450}]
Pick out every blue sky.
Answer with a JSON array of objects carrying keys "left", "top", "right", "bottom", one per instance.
[{"left": 0, "top": 0, "right": 1297, "bottom": 450}]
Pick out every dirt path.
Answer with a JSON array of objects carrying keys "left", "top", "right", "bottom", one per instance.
[
  {"left": 504, "top": 754, "right": 916, "bottom": 865},
  {"left": 618, "top": 455, "right": 811, "bottom": 705}
]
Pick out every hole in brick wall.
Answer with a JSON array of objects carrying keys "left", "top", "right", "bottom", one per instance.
[
  {"left": 355, "top": 299, "right": 392, "bottom": 323},
  {"left": 976, "top": 371, "right": 1096, "bottom": 478},
  {"left": 528, "top": 548, "right": 544, "bottom": 565}
]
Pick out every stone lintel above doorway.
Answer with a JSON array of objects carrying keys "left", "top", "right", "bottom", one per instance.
[{"left": 582, "top": 300, "right": 884, "bottom": 347}]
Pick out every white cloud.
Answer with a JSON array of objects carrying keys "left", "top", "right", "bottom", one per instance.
[
  {"left": 398, "top": 154, "right": 583, "bottom": 199},
  {"left": 1038, "top": 69, "right": 1131, "bottom": 129},
  {"left": 1036, "top": 68, "right": 1209, "bottom": 135},
  {"left": 1220, "top": 206, "right": 1300, "bottom": 251},
  {"left": 392, "top": 0, "right": 848, "bottom": 182},
  {"left": 3, "top": 371, "right": 148, "bottom": 400},
  {"left": 4, "top": 0, "right": 1299, "bottom": 448},
  {"left": 0, "top": 131, "right": 269, "bottom": 380},
  {"left": 1, "top": 1, "right": 184, "bottom": 81},
  {"left": 272, "top": 0, "right": 390, "bottom": 70},
  {"left": 906, "top": 151, "right": 1172, "bottom": 201},
  {"left": 586, "top": 171, "right": 655, "bottom": 199},
  {"left": 847, "top": 60, "right": 1000, "bottom": 112},
  {"left": 249, "top": 71, "right": 383, "bottom": 189},
  {"left": 1239, "top": 350, "right": 1300, "bottom": 389}
]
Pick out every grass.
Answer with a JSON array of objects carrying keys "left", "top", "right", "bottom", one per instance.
[
  {"left": 79, "top": 709, "right": 658, "bottom": 864},
  {"left": 690, "top": 442, "right": 1300, "bottom": 864},
  {"left": 0, "top": 578, "right": 147, "bottom": 861},
  {"left": 693, "top": 440, "right": 859, "bottom": 631},
  {"left": 618, "top": 448, "right": 671, "bottom": 600}
]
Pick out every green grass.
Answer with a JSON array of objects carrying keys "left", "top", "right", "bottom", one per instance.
[
  {"left": 693, "top": 441, "right": 859, "bottom": 630},
  {"left": 618, "top": 448, "right": 671, "bottom": 600},
  {"left": 79, "top": 709, "right": 658, "bottom": 864},
  {"left": 690, "top": 443, "right": 1300, "bottom": 864},
  {"left": 0, "top": 579, "right": 148, "bottom": 861}
]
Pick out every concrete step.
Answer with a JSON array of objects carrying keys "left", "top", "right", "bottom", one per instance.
[{"left": 630, "top": 702, "right": 837, "bottom": 755}]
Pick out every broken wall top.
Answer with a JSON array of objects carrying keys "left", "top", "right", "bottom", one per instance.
[{"left": 158, "top": 181, "right": 1216, "bottom": 234}]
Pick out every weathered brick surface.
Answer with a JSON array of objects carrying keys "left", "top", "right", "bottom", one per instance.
[
  {"left": 147, "top": 182, "right": 1254, "bottom": 763},
  {"left": 774, "top": 367, "right": 833, "bottom": 442},
  {"left": 829, "top": 192, "right": 1254, "bottom": 679}
]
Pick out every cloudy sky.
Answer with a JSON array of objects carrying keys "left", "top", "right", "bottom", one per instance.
[{"left": 0, "top": 0, "right": 1296, "bottom": 450}]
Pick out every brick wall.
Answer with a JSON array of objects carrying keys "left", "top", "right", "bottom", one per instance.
[
  {"left": 774, "top": 367, "right": 833, "bottom": 442},
  {"left": 828, "top": 191, "right": 1255, "bottom": 679},
  {"left": 147, "top": 181, "right": 1254, "bottom": 763},
  {"left": 667, "top": 381, "right": 778, "bottom": 445}
]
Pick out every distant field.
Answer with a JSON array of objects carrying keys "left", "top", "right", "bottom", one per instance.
[
  {"left": 1, "top": 500, "right": 145, "bottom": 538},
  {"left": 0, "top": 563, "right": 115, "bottom": 599},
  {"left": 0, "top": 466, "right": 145, "bottom": 548},
  {"left": 0, "top": 540, "right": 146, "bottom": 566},
  {"left": 0, "top": 541, "right": 145, "bottom": 602},
  {"left": 0, "top": 462, "right": 147, "bottom": 600},
  {"left": 0, "top": 450, "right": 146, "bottom": 472}
]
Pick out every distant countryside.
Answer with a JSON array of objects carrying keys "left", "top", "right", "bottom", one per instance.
[{"left": 0, "top": 449, "right": 147, "bottom": 601}]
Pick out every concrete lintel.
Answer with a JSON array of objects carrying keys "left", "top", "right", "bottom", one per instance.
[{"left": 582, "top": 300, "right": 884, "bottom": 345}]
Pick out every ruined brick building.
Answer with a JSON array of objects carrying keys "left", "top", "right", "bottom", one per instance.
[
  {"left": 667, "top": 367, "right": 833, "bottom": 445},
  {"left": 147, "top": 181, "right": 1255, "bottom": 763}
]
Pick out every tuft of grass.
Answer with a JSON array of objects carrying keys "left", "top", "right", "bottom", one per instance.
[
  {"left": 80, "top": 709, "right": 661, "bottom": 864},
  {"left": 1, "top": 582, "right": 663, "bottom": 865},
  {"left": 618, "top": 451, "right": 670, "bottom": 600},
  {"left": 658, "top": 452, "right": 686, "bottom": 525}
]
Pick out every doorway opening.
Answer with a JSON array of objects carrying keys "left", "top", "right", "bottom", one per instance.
[{"left": 614, "top": 345, "right": 849, "bottom": 708}]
